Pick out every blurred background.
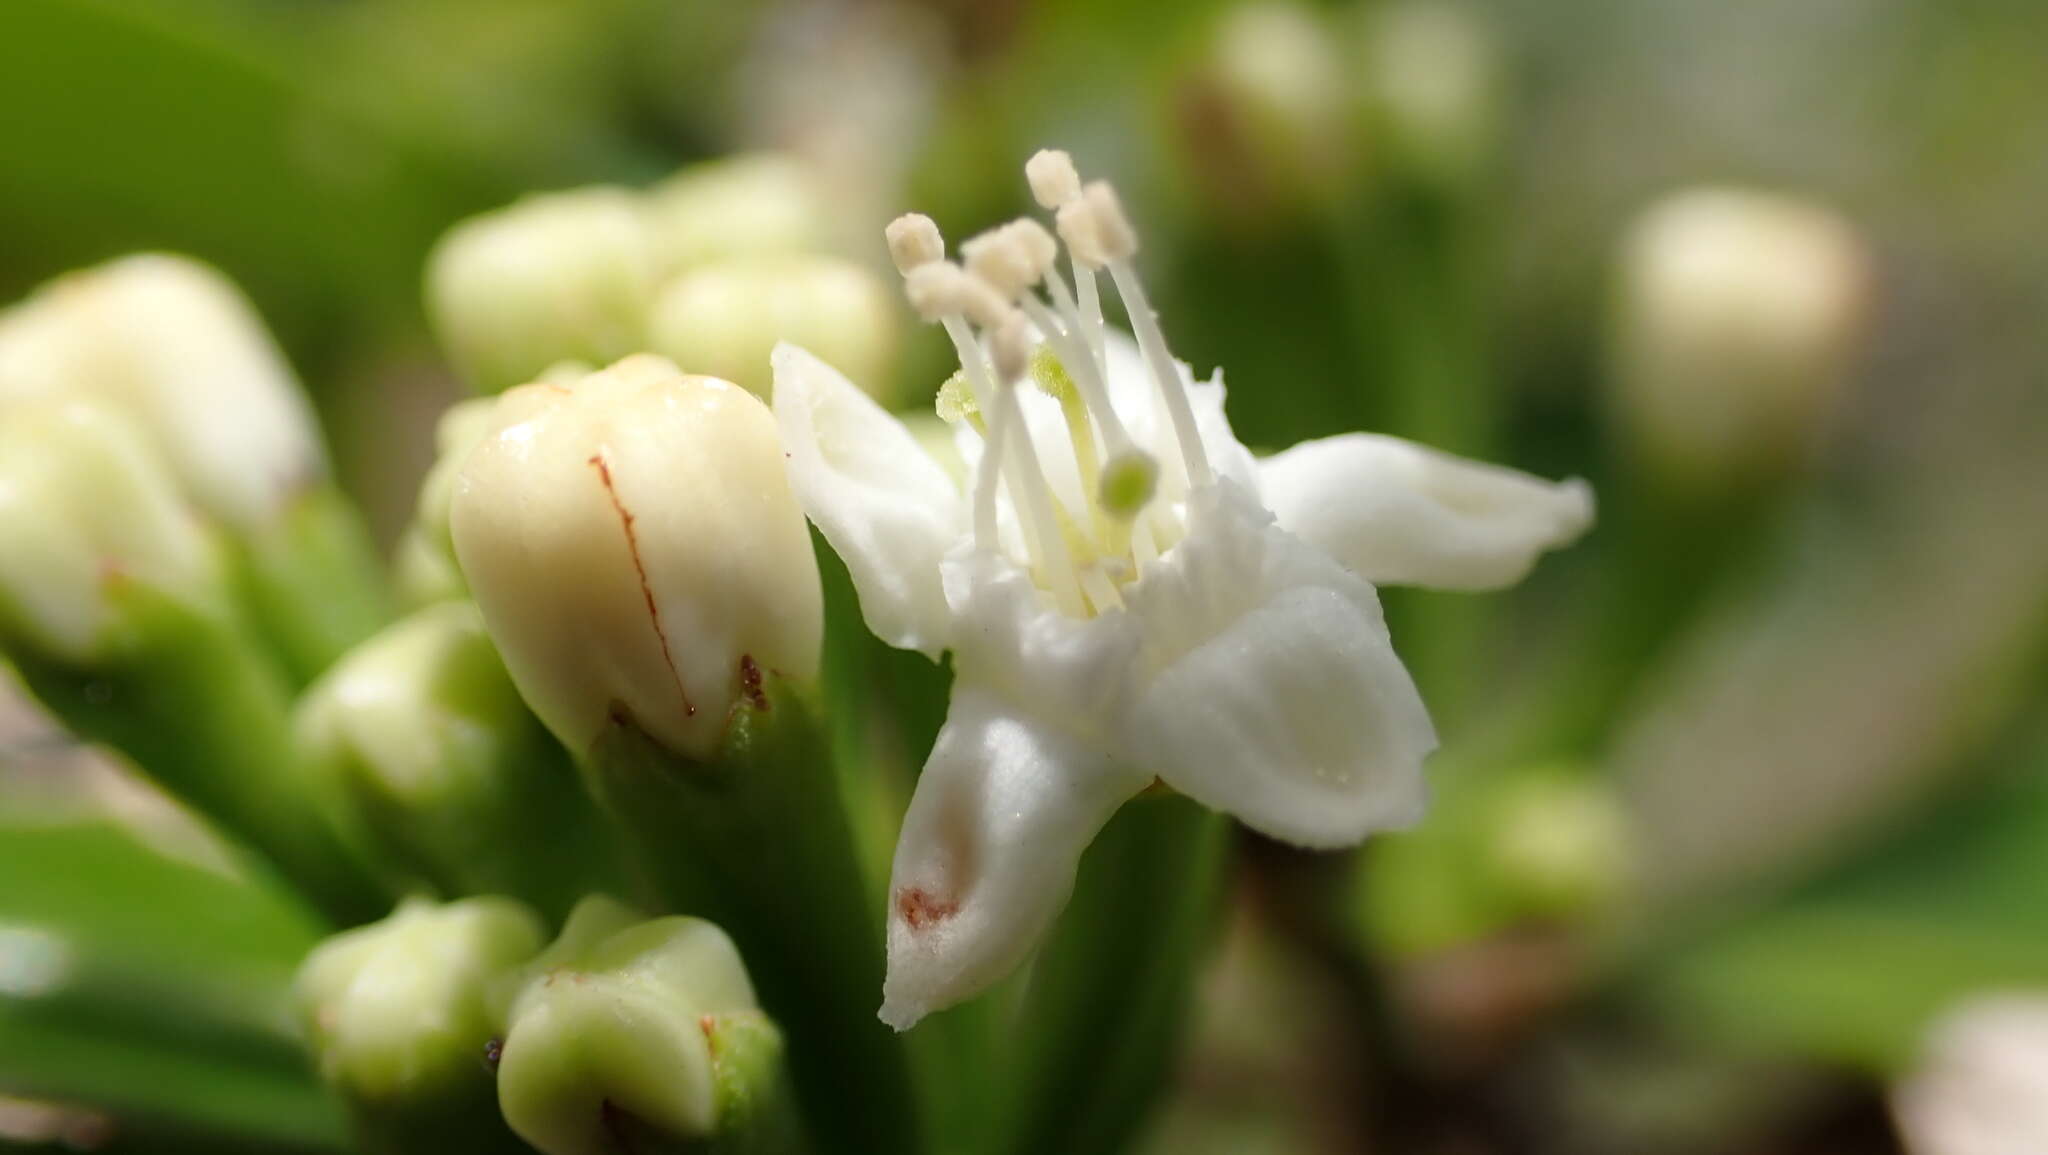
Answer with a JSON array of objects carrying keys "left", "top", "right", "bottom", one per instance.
[{"left": 2, "top": 0, "right": 2045, "bottom": 1152}]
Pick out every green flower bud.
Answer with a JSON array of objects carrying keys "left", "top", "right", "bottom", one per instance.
[
  {"left": 296, "top": 602, "right": 626, "bottom": 919},
  {"left": 0, "top": 400, "right": 223, "bottom": 662},
  {"left": 1484, "top": 773, "right": 1632, "bottom": 921},
  {"left": 296, "top": 896, "right": 545, "bottom": 1153},
  {"left": 0, "top": 254, "right": 326, "bottom": 531},
  {"left": 1609, "top": 188, "right": 1869, "bottom": 494},
  {"left": 426, "top": 188, "right": 659, "bottom": 393},
  {"left": 450, "top": 356, "right": 823, "bottom": 760},
  {"left": 647, "top": 253, "right": 900, "bottom": 401},
  {"left": 496, "top": 898, "right": 801, "bottom": 1155},
  {"left": 645, "top": 153, "right": 827, "bottom": 276}
]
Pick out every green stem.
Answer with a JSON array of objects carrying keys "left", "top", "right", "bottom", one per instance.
[
  {"left": 1336, "top": 180, "right": 1499, "bottom": 727},
  {"left": 584, "top": 678, "right": 922, "bottom": 1155},
  {"left": 10, "top": 585, "right": 390, "bottom": 926},
  {"left": 997, "top": 793, "right": 1231, "bottom": 1155},
  {"left": 233, "top": 484, "right": 392, "bottom": 687}
]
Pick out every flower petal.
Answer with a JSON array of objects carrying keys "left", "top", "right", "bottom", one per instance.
[
  {"left": 940, "top": 546, "right": 1141, "bottom": 734},
  {"left": 1123, "top": 482, "right": 1437, "bottom": 848},
  {"left": 1259, "top": 433, "right": 1594, "bottom": 591},
  {"left": 879, "top": 684, "right": 1150, "bottom": 1030},
  {"left": 772, "top": 342, "right": 964, "bottom": 656}
]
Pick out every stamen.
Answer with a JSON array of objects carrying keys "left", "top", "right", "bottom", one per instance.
[
  {"left": 886, "top": 213, "right": 945, "bottom": 274},
  {"left": 1074, "top": 176, "right": 1212, "bottom": 488},
  {"left": 1041, "top": 267, "right": 1107, "bottom": 387},
  {"left": 1077, "top": 565, "right": 1123, "bottom": 614},
  {"left": 1029, "top": 346, "right": 1101, "bottom": 502},
  {"left": 984, "top": 313, "right": 1086, "bottom": 617},
  {"left": 1026, "top": 149, "right": 1083, "bottom": 210}
]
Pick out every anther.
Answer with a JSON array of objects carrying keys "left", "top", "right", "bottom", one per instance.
[
  {"left": 961, "top": 221, "right": 1055, "bottom": 301},
  {"left": 1026, "top": 149, "right": 1083, "bottom": 209},
  {"left": 886, "top": 213, "right": 945, "bottom": 274}
]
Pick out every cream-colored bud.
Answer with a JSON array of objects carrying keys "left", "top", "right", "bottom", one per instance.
[
  {"left": 450, "top": 356, "right": 823, "bottom": 760},
  {"left": 645, "top": 153, "right": 826, "bottom": 276},
  {"left": 1181, "top": 1, "right": 1355, "bottom": 216},
  {"left": 296, "top": 896, "right": 545, "bottom": 1107},
  {"left": 1025, "top": 149, "right": 1082, "bottom": 209},
  {"left": 425, "top": 187, "right": 658, "bottom": 393},
  {"left": 496, "top": 904, "right": 767, "bottom": 1154},
  {"left": 0, "top": 254, "right": 324, "bottom": 530},
  {"left": 647, "top": 254, "right": 899, "bottom": 400},
  {"left": 0, "top": 400, "right": 221, "bottom": 660},
  {"left": 885, "top": 213, "right": 946, "bottom": 274},
  {"left": 1609, "top": 188, "right": 1869, "bottom": 492},
  {"left": 1895, "top": 995, "right": 2048, "bottom": 1155},
  {"left": 1360, "top": 0, "right": 1500, "bottom": 190},
  {"left": 398, "top": 390, "right": 561, "bottom": 606}
]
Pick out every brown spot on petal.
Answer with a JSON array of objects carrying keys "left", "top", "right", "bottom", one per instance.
[
  {"left": 589, "top": 451, "right": 696, "bottom": 719},
  {"left": 737, "top": 655, "right": 768, "bottom": 711},
  {"left": 895, "top": 887, "right": 959, "bottom": 930}
]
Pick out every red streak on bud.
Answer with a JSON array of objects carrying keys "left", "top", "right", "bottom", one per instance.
[{"left": 589, "top": 452, "right": 696, "bottom": 719}]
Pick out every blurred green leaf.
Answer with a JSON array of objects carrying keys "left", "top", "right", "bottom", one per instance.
[
  {"left": 0, "top": 812, "right": 342, "bottom": 1149},
  {"left": 1631, "top": 712, "right": 2048, "bottom": 1072}
]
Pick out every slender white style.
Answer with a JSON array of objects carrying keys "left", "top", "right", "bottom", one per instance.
[{"left": 772, "top": 150, "right": 1595, "bottom": 1029}]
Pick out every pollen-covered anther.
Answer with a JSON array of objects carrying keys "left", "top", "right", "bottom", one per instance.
[
  {"left": 901, "top": 261, "right": 990, "bottom": 324},
  {"left": 885, "top": 213, "right": 945, "bottom": 275},
  {"left": 1025, "top": 149, "right": 1083, "bottom": 209},
  {"left": 961, "top": 221, "right": 1057, "bottom": 301},
  {"left": 987, "top": 312, "right": 1034, "bottom": 384},
  {"left": 1080, "top": 182, "right": 1139, "bottom": 262}
]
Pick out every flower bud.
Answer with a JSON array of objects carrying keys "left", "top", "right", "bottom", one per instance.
[
  {"left": 1484, "top": 773, "right": 1632, "bottom": 921},
  {"left": 425, "top": 187, "right": 658, "bottom": 393},
  {"left": 0, "top": 399, "right": 222, "bottom": 662},
  {"left": 496, "top": 898, "right": 792, "bottom": 1155},
  {"left": 1895, "top": 994, "right": 2048, "bottom": 1155},
  {"left": 1175, "top": 1, "right": 1356, "bottom": 221},
  {"left": 1357, "top": 0, "right": 1501, "bottom": 191},
  {"left": 296, "top": 896, "right": 545, "bottom": 1147},
  {"left": 644, "top": 153, "right": 827, "bottom": 276},
  {"left": 647, "top": 253, "right": 899, "bottom": 401},
  {"left": 450, "top": 356, "right": 823, "bottom": 761},
  {"left": 392, "top": 392, "right": 555, "bottom": 607},
  {"left": 0, "top": 254, "right": 325, "bottom": 530},
  {"left": 296, "top": 602, "right": 622, "bottom": 917},
  {"left": 1609, "top": 188, "right": 1869, "bottom": 493}
]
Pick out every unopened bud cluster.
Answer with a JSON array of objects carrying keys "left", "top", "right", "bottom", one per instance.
[{"left": 427, "top": 152, "right": 901, "bottom": 400}]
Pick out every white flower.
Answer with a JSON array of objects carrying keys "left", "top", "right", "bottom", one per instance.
[{"left": 771, "top": 151, "right": 1594, "bottom": 1029}]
